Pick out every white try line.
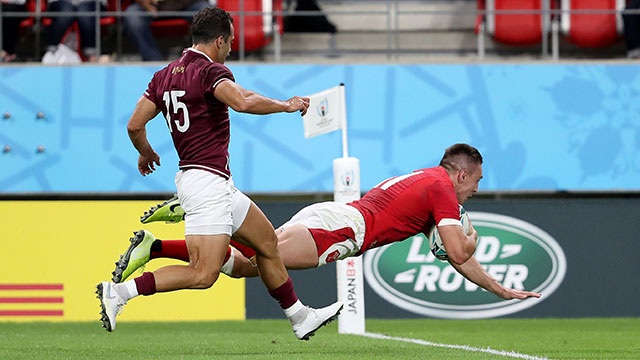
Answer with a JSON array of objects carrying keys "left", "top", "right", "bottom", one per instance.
[{"left": 360, "top": 332, "right": 550, "bottom": 360}]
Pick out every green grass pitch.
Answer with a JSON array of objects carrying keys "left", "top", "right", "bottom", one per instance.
[{"left": 1, "top": 318, "right": 638, "bottom": 359}]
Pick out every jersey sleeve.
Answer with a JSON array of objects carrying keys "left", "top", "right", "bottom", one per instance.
[
  {"left": 202, "top": 63, "right": 235, "bottom": 95},
  {"left": 143, "top": 71, "right": 160, "bottom": 106},
  {"left": 428, "top": 180, "right": 461, "bottom": 228}
]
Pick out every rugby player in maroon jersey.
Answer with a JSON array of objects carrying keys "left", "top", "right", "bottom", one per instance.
[{"left": 97, "top": 7, "right": 343, "bottom": 339}]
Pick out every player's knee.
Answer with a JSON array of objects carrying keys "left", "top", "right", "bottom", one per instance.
[{"left": 192, "top": 268, "right": 220, "bottom": 289}]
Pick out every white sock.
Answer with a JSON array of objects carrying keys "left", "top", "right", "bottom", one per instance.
[
  {"left": 220, "top": 249, "right": 235, "bottom": 276},
  {"left": 114, "top": 280, "right": 139, "bottom": 302},
  {"left": 284, "top": 300, "right": 309, "bottom": 326}
]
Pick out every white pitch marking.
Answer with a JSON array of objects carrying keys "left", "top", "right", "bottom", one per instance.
[{"left": 360, "top": 332, "right": 550, "bottom": 360}]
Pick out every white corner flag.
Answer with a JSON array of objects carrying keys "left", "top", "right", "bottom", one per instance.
[
  {"left": 302, "top": 85, "right": 343, "bottom": 139},
  {"left": 302, "top": 84, "right": 366, "bottom": 335}
]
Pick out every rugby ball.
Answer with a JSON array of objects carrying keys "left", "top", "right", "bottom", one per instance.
[{"left": 427, "top": 205, "right": 470, "bottom": 261}]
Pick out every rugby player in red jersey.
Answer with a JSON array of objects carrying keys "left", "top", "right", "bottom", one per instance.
[
  {"left": 97, "top": 7, "right": 343, "bottom": 339},
  {"left": 114, "top": 144, "right": 541, "bottom": 303}
]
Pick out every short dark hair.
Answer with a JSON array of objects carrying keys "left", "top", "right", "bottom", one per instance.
[
  {"left": 191, "top": 7, "right": 234, "bottom": 45},
  {"left": 439, "top": 143, "right": 483, "bottom": 172}
]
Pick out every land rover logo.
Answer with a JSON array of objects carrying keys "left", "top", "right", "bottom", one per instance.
[{"left": 363, "top": 212, "right": 567, "bottom": 319}]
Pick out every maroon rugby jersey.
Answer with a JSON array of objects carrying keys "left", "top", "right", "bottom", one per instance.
[
  {"left": 348, "top": 166, "right": 460, "bottom": 253},
  {"left": 144, "top": 48, "right": 234, "bottom": 179}
]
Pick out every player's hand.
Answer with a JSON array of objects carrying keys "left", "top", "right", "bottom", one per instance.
[
  {"left": 138, "top": 152, "right": 161, "bottom": 176},
  {"left": 285, "top": 96, "right": 310, "bottom": 116},
  {"left": 500, "top": 288, "right": 541, "bottom": 300}
]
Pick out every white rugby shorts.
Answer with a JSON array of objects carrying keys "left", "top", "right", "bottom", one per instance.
[
  {"left": 231, "top": 187, "right": 251, "bottom": 234},
  {"left": 175, "top": 169, "right": 251, "bottom": 236},
  {"left": 279, "top": 202, "right": 366, "bottom": 266}
]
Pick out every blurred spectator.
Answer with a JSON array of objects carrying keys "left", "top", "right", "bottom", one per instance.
[
  {"left": 284, "top": 0, "right": 335, "bottom": 33},
  {"left": 124, "top": 0, "right": 210, "bottom": 61},
  {"left": 1, "top": 0, "right": 27, "bottom": 62},
  {"left": 623, "top": 0, "right": 640, "bottom": 58},
  {"left": 41, "top": 0, "right": 107, "bottom": 63}
]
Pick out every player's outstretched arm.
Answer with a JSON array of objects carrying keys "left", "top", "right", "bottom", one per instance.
[
  {"left": 127, "top": 96, "right": 161, "bottom": 176},
  {"left": 214, "top": 80, "right": 309, "bottom": 116},
  {"left": 449, "top": 256, "right": 541, "bottom": 300}
]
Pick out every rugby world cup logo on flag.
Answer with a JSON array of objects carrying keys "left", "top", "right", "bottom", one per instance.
[
  {"left": 303, "top": 86, "right": 341, "bottom": 139},
  {"left": 363, "top": 212, "right": 567, "bottom": 319},
  {"left": 342, "top": 170, "right": 354, "bottom": 187},
  {"left": 317, "top": 98, "right": 329, "bottom": 117}
]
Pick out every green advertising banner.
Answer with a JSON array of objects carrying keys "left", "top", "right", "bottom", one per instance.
[{"left": 364, "top": 212, "right": 566, "bottom": 319}]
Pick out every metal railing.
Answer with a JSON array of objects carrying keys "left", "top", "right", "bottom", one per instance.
[{"left": 1, "top": 0, "right": 639, "bottom": 62}]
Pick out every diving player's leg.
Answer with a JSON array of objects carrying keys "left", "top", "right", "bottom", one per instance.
[
  {"left": 228, "top": 224, "right": 319, "bottom": 277},
  {"left": 275, "top": 225, "right": 320, "bottom": 269}
]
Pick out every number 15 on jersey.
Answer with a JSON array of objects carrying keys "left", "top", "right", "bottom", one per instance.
[{"left": 162, "top": 90, "right": 191, "bottom": 133}]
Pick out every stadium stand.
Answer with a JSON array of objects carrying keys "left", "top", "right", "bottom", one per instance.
[
  {"left": 121, "top": 0, "right": 282, "bottom": 58},
  {"left": 0, "top": 0, "right": 633, "bottom": 61},
  {"left": 17, "top": 0, "right": 118, "bottom": 61}
]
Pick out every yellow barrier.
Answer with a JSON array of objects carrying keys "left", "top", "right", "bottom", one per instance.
[{"left": 0, "top": 201, "right": 245, "bottom": 322}]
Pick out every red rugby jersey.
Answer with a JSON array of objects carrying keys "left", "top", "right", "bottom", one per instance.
[
  {"left": 349, "top": 166, "right": 460, "bottom": 253},
  {"left": 144, "top": 48, "right": 234, "bottom": 179}
]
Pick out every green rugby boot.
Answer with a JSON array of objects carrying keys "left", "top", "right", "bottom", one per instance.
[
  {"left": 140, "top": 194, "right": 185, "bottom": 224},
  {"left": 111, "top": 230, "right": 156, "bottom": 283}
]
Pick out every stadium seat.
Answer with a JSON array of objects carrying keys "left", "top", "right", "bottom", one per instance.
[
  {"left": 561, "top": 0, "right": 625, "bottom": 47},
  {"left": 217, "top": 0, "right": 283, "bottom": 52},
  {"left": 476, "top": 0, "right": 547, "bottom": 46}
]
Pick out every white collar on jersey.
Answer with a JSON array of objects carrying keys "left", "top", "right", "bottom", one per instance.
[{"left": 185, "top": 47, "right": 214, "bottom": 63}]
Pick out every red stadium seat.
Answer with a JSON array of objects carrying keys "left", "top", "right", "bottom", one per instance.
[
  {"left": 476, "top": 0, "right": 545, "bottom": 46},
  {"left": 561, "top": 0, "right": 624, "bottom": 47},
  {"left": 217, "top": 0, "right": 283, "bottom": 52}
]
